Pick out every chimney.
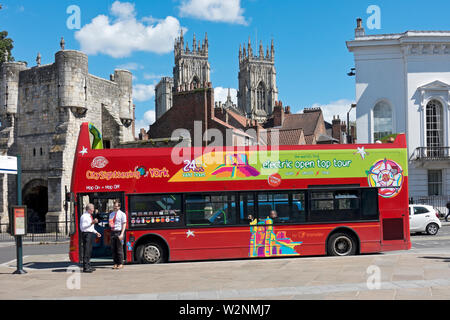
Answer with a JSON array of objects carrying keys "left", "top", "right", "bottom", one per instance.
[
  {"left": 273, "top": 102, "right": 284, "bottom": 127},
  {"left": 255, "top": 123, "right": 261, "bottom": 145},
  {"left": 332, "top": 115, "right": 342, "bottom": 143},
  {"left": 355, "top": 18, "right": 365, "bottom": 38},
  {"left": 284, "top": 106, "right": 291, "bottom": 114}
]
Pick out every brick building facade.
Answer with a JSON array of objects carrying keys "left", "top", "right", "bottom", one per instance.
[{"left": 150, "top": 84, "right": 258, "bottom": 147}]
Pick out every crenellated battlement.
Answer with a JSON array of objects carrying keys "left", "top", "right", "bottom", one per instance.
[
  {"left": 239, "top": 38, "right": 275, "bottom": 64},
  {"left": 0, "top": 61, "right": 28, "bottom": 118},
  {"left": 174, "top": 30, "right": 209, "bottom": 59}
]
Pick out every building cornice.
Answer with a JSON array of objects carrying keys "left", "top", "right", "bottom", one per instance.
[{"left": 347, "top": 31, "right": 450, "bottom": 52}]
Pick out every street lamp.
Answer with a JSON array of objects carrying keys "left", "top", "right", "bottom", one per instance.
[
  {"left": 347, "top": 68, "right": 356, "bottom": 76},
  {"left": 347, "top": 103, "right": 356, "bottom": 143}
]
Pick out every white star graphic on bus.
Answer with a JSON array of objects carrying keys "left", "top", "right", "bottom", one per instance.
[
  {"left": 355, "top": 147, "right": 368, "bottom": 160},
  {"left": 79, "top": 146, "right": 88, "bottom": 156},
  {"left": 186, "top": 230, "right": 195, "bottom": 238}
]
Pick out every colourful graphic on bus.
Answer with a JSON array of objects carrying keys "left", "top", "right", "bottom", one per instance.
[
  {"left": 169, "top": 148, "right": 408, "bottom": 185},
  {"left": 211, "top": 153, "right": 260, "bottom": 178},
  {"left": 367, "top": 159, "right": 404, "bottom": 198},
  {"left": 249, "top": 218, "right": 302, "bottom": 257}
]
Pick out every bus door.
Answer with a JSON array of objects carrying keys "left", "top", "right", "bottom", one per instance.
[{"left": 78, "top": 192, "right": 125, "bottom": 260}]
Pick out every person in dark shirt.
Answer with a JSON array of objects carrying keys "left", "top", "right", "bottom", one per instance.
[
  {"left": 445, "top": 202, "right": 450, "bottom": 222},
  {"left": 269, "top": 210, "right": 280, "bottom": 223}
]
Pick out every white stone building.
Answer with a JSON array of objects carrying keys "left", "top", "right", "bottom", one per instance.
[{"left": 347, "top": 19, "right": 450, "bottom": 200}]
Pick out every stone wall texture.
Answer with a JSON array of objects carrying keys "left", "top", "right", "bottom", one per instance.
[{"left": 0, "top": 49, "right": 135, "bottom": 224}]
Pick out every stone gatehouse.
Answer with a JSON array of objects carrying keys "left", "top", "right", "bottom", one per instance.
[{"left": 0, "top": 40, "right": 135, "bottom": 225}]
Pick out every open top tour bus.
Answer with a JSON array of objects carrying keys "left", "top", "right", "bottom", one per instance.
[{"left": 69, "top": 122, "right": 410, "bottom": 264}]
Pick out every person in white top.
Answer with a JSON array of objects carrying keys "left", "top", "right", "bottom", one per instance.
[
  {"left": 109, "top": 200, "right": 127, "bottom": 269},
  {"left": 80, "top": 203, "right": 101, "bottom": 273}
]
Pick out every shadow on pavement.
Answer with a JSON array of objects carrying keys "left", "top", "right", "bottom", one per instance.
[
  {"left": 21, "top": 261, "right": 115, "bottom": 272},
  {"left": 419, "top": 256, "right": 450, "bottom": 263},
  {"left": 23, "top": 261, "right": 74, "bottom": 270}
]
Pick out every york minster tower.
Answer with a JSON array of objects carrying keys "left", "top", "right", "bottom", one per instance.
[
  {"left": 155, "top": 31, "right": 210, "bottom": 120},
  {"left": 238, "top": 38, "right": 278, "bottom": 122},
  {"left": 155, "top": 32, "right": 278, "bottom": 124}
]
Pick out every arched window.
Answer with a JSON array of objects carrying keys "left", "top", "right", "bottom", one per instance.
[
  {"left": 257, "top": 82, "right": 265, "bottom": 111},
  {"left": 373, "top": 101, "right": 393, "bottom": 141},
  {"left": 426, "top": 100, "right": 443, "bottom": 157},
  {"left": 191, "top": 76, "right": 200, "bottom": 89}
]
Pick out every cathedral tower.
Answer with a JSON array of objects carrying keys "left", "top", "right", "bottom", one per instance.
[
  {"left": 173, "top": 31, "right": 210, "bottom": 91},
  {"left": 155, "top": 31, "right": 211, "bottom": 120},
  {"left": 238, "top": 38, "right": 278, "bottom": 123}
]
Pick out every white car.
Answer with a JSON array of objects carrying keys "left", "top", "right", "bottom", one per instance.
[{"left": 409, "top": 204, "right": 442, "bottom": 235}]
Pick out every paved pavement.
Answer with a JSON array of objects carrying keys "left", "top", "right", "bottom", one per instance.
[
  {"left": 1, "top": 249, "right": 450, "bottom": 300},
  {"left": 1, "top": 222, "right": 450, "bottom": 301}
]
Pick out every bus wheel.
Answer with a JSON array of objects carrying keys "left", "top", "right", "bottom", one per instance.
[
  {"left": 327, "top": 232, "right": 356, "bottom": 256},
  {"left": 137, "top": 242, "right": 166, "bottom": 264}
]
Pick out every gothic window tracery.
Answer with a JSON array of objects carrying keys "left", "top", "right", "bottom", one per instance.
[
  {"left": 191, "top": 76, "right": 200, "bottom": 89},
  {"left": 257, "top": 82, "right": 266, "bottom": 111}
]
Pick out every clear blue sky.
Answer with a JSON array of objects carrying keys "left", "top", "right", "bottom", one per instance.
[{"left": 2, "top": 0, "right": 450, "bottom": 134}]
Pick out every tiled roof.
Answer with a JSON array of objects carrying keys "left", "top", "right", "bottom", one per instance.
[
  {"left": 304, "top": 134, "right": 315, "bottom": 145},
  {"left": 264, "top": 128, "right": 305, "bottom": 146},
  {"left": 281, "top": 111, "right": 321, "bottom": 136},
  {"left": 226, "top": 108, "right": 251, "bottom": 128}
]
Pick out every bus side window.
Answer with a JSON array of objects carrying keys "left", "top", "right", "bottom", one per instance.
[
  {"left": 240, "top": 193, "right": 256, "bottom": 224},
  {"left": 361, "top": 188, "right": 379, "bottom": 220},
  {"left": 257, "top": 192, "right": 292, "bottom": 223},
  {"left": 186, "top": 196, "right": 211, "bottom": 226},
  {"left": 186, "top": 194, "right": 237, "bottom": 226},
  {"left": 259, "top": 204, "right": 272, "bottom": 219},
  {"left": 275, "top": 203, "right": 290, "bottom": 221},
  {"left": 209, "top": 194, "right": 237, "bottom": 225},
  {"left": 291, "top": 192, "right": 306, "bottom": 223}
]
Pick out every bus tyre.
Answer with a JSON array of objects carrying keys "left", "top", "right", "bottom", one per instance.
[
  {"left": 426, "top": 223, "right": 439, "bottom": 236},
  {"left": 137, "top": 242, "right": 166, "bottom": 264},
  {"left": 327, "top": 232, "right": 357, "bottom": 256}
]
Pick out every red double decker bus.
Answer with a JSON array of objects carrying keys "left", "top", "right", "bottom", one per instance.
[{"left": 69, "top": 122, "right": 410, "bottom": 264}]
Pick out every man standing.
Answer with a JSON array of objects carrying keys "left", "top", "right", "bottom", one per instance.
[
  {"left": 80, "top": 203, "right": 101, "bottom": 273},
  {"left": 109, "top": 200, "right": 127, "bottom": 269}
]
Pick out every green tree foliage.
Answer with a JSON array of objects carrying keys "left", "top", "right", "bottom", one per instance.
[
  {"left": 0, "top": 3, "right": 14, "bottom": 64},
  {"left": 0, "top": 31, "right": 14, "bottom": 64}
]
